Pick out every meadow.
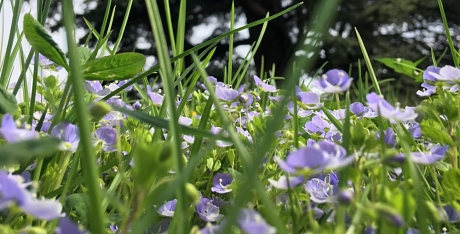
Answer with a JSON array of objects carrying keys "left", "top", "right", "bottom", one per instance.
[{"left": 0, "top": 0, "right": 460, "bottom": 233}]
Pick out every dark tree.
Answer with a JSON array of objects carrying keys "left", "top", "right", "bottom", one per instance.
[{"left": 48, "top": 0, "right": 460, "bottom": 89}]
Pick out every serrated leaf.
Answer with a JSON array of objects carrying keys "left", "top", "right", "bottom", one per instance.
[
  {"left": 0, "top": 86, "right": 17, "bottom": 114},
  {"left": 23, "top": 13, "right": 68, "bottom": 70},
  {"left": 0, "top": 137, "right": 60, "bottom": 166},
  {"left": 82, "top": 52, "right": 145, "bottom": 81},
  {"left": 421, "top": 120, "right": 455, "bottom": 147},
  {"left": 375, "top": 57, "right": 424, "bottom": 82},
  {"left": 206, "top": 158, "right": 214, "bottom": 171}
]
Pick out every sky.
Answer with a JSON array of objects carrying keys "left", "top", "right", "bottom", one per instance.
[{"left": 0, "top": 0, "right": 253, "bottom": 102}]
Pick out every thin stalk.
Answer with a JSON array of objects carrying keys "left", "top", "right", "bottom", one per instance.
[{"left": 61, "top": 2, "right": 105, "bottom": 234}]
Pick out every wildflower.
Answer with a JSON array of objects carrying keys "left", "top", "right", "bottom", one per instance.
[
  {"left": 195, "top": 198, "right": 224, "bottom": 222},
  {"left": 440, "top": 205, "right": 460, "bottom": 223},
  {"left": 51, "top": 122, "right": 80, "bottom": 152},
  {"left": 297, "top": 91, "right": 323, "bottom": 109},
  {"left": 376, "top": 127, "right": 396, "bottom": 147},
  {"left": 253, "top": 75, "right": 277, "bottom": 92},
  {"left": 314, "top": 69, "right": 353, "bottom": 93},
  {"left": 95, "top": 126, "right": 117, "bottom": 152},
  {"left": 84, "top": 81, "right": 111, "bottom": 96},
  {"left": 55, "top": 217, "right": 86, "bottom": 234},
  {"left": 0, "top": 171, "right": 64, "bottom": 220},
  {"left": 393, "top": 144, "right": 448, "bottom": 165},
  {"left": 366, "top": 92, "right": 417, "bottom": 122},
  {"left": 428, "top": 65, "right": 460, "bottom": 82},
  {"left": 132, "top": 101, "right": 142, "bottom": 110},
  {"left": 275, "top": 140, "right": 354, "bottom": 174},
  {"left": 237, "top": 208, "right": 276, "bottom": 234},
  {"left": 34, "top": 54, "right": 63, "bottom": 70},
  {"left": 147, "top": 85, "right": 164, "bottom": 106},
  {"left": 200, "top": 223, "right": 223, "bottom": 234},
  {"left": 157, "top": 199, "right": 177, "bottom": 217},
  {"left": 303, "top": 178, "right": 338, "bottom": 203},
  {"left": 416, "top": 66, "right": 440, "bottom": 96},
  {"left": 304, "top": 116, "right": 340, "bottom": 139},
  {"left": 215, "top": 85, "right": 239, "bottom": 101},
  {"left": 268, "top": 175, "right": 304, "bottom": 189},
  {"left": 211, "top": 173, "right": 233, "bottom": 194},
  {"left": 0, "top": 114, "right": 39, "bottom": 143},
  {"left": 210, "top": 126, "right": 233, "bottom": 147}
]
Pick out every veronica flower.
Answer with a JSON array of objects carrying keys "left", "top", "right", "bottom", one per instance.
[
  {"left": 314, "top": 69, "right": 353, "bottom": 93},
  {"left": 210, "top": 126, "right": 233, "bottom": 147},
  {"left": 297, "top": 91, "right": 323, "bottom": 109},
  {"left": 440, "top": 205, "right": 460, "bottom": 223},
  {"left": 215, "top": 85, "right": 240, "bottom": 101},
  {"left": 304, "top": 178, "right": 338, "bottom": 203},
  {"left": 55, "top": 217, "right": 86, "bottom": 234},
  {"left": 376, "top": 127, "right": 396, "bottom": 147},
  {"left": 253, "top": 75, "right": 277, "bottom": 92},
  {"left": 0, "top": 171, "right": 64, "bottom": 220},
  {"left": 304, "top": 116, "right": 339, "bottom": 139},
  {"left": 95, "top": 126, "right": 117, "bottom": 152},
  {"left": 85, "top": 81, "right": 111, "bottom": 96},
  {"left": 366, "top": 92, "right": 417, "bottom": 122},
  {"left": 34, "top": 54, "right": 63, "bottom": 71},
  {"left": 393, "top": 144, "right": 448, "bottom": 165},
  {"left": 429, "top": 65, "right": 460, "bottom": 82},
  {"left": 51, "top": 122, "right": 80, "bottom": 152},
  {"left": 275, "top": 140, "right": 354, "bottom": 174},
  {"left": 0, "top": 114, "right": 39, "bottom": 143},
  {"left": 147, "top": 85, "right": 164, "bottom": 106},
  {"left": 268, "top": 175, "right": 304, "bottom": 189},
  {"left": 195, "top": 198, "right": 224, "bottom": 222},
  {"left": 157, "top": 199, "right": 177, "bottom": 217},
  {"left": 211, "top": 173, "right": 233, "bottom": 194},
  {"left": 416, "top": 66, "right": 440, "bottom": 96},
  {"left": 237, "top": 208, "right": 276, "bottom": 234},
  {"left": 200, "top": 223, "right": 223, "bottom": 234}
]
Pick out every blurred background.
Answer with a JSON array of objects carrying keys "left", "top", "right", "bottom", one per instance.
[{"left": 8, "top": 0, "right": 460, "bottom": 100}]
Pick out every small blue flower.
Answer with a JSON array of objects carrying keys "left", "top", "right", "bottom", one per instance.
[
  {"left": 95, "top": 126, "right": 117, "bottom": 152},
  {"left": 237, "top": 208, "right": 276, "bottom": 234},
  {"left": 0, "top": 114, "right": 39, "bottom": 143},
  {"left": 51, "top": 122, "right": 80, "bottom": 152},
  {"left": 55, "top": 217, "right": 86, "bottom": 234},
  {"left": 253, "top": 75, "right": 277, "bottom": 92},
  {"left": 195, "top": 198, "right": 223, "bottom": 222},
  {"left": 275, "top": 140, "right": 354, "bottom": 174},
  {"left": 268, "top": 175, "right": 304, "bottom": 189},
  {"left": 157, "top": 199, "right": 177, "bottom": 217},
  {"left": 314, "top": 69, "right": 353, "bottom": 93},
  {"left": 303, "top": 178, "right": 338, "bottom": 203},
  {"left": 366, "top": 92, "right": 417, "bottom": 122},
  {"left": 211, "top": 173, "right": 233, "bottom": 194},
  {"left": 394, "top": 144, "right": 448, "bottom": 165},
  {"left": 0, "top": 171, "right": 64, "bottom": 220}
]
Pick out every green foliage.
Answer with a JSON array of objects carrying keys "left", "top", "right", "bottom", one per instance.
[
  {"left": 0, "top": 86, "right": 18, "bottom": 115},
  {"left": 82, "top": 52, "right": 146, "bottom": 81},
  {"left": 420, "top": 119, "right": 455, "bottom": 147},
  {"left": 376, "top": 57, "right": 425, "bottom": 82},
  {"left": 0, "top": 137, "right": 60, "bottom": 166},
  {"left": 23, "top": 13, "right": 69, "bottom": 70},
  {"left": 442, "top": 169, "right": 460, "bottom": 202}
]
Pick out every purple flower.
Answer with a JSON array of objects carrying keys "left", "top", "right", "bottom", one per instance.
[
  {"left": 303, "top": 178, "right": 338, "bottom": 203},
  {"left": 297, "top": 92, "right": 323, "bottom": 109},
  {"left": 215, "top": 85, "right": 239, "bottom": 101},
  {"left": 117, "top": 80, "right": 134, "bottom": 91},
  {"left": 95, "top": 126, "right": 117, "bottom": 152},
  {"left": 195, "top": 198, "right": 223, "bottom": 222},
  {"left": 376, "top": 127, "right": 396, "bottom": 147},
  {"left": 237, "top": 208, "right": 276, "bottom": 234},
  {"left": 85, "top": 81, "right": 111, "bottom": 96},
  {"left": 211, "top": 173, "right": 233, "bottom": 194},
  {"left": 429, "top": 65, "right": 460, "bottom": 82},
  {"left": 275, "top": 140, "right": 354, "bottom": 174},
  {"left": 132, "top": 101, "right": 142, "bottom": 110},
  {"left": 268, "top": 175, "right": 304, "bottom": 189},
  {"left": 34, "top": 54, "right": 63, "bottom": 70},
  {"left": 440, "top": 205, "right": 460, "bottom": 223},
  {"left": 157, "top": 199, "right": 177, "bottom": 217},
  {"left": 55, "top": 217, "right": 86, "bottom": 234},
  {"left": 417, "top": 66, "right": 440, "bottom": 96},
  {"left": 147, "top": 85, "right": 164, "bottom": 106},
  {"left": 0, "top": 171, "right": 64, "bottom": 220},
  {"left": 366, "top": 92, "right": 417, "bottom": 122},
  {"left": 200, "top": 223, "right": 223, "bottom": 234},
  {"left": 253, "top": 75, "right": 277, "bottom": 92},
  {"left": 51, "top": 122, "right": 80, "bottom": 152},
  {"left": 392, "top": 144, "right": 448, "bottom": 165},
  {"left": 0, "top": 114, "right": 39, "bottom": 143},
  {"left": 210, "top": 126, "right": 233, "bottom": 147},
  {"left": 304, "top": 116, "right": 339, "bottom": 139},
  {"left": 314, "top": 69, "right": 353, "bottom": 93}
]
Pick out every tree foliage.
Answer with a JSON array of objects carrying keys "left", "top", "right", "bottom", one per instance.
[{"left": 48, "top": 0, "right": 460, "bottom": 88}]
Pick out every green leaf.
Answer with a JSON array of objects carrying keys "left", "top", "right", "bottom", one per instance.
[
  {"left": 206, "top": 158, "right": 221, "bottom": 172},
  {"left": 23, "top": 13, "right": 68, "bottom": 70},
  {"left": 82, "top": 52, "right": 146, "bottom": 81},
  {"left": 420, "top": 119, "right": 455, "bottom": 147},
  {"left": 0, "top": 86, "right": 18, "bottom": 114},
  {"left": 65, "top": 193, "right": 90, "bottom": 225},
  {"left": 375, "top": 57, "right": 424, "bottom": 82},
  {"left": 77, "top": 47, "right": 92, "bottom": 64},
  {"left": 0, "top": 137, "right": 60, "bottom": 166},
  {"left": 442, "top": 169, "right": 460, "bottom": 202}
]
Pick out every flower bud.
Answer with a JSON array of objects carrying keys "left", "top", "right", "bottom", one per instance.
[
  {"left": 185, "top": 183, "right": 201, "bottom": 205},
  {"left": 89, "top": 101, "right": 112, "bottom": 122}
]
